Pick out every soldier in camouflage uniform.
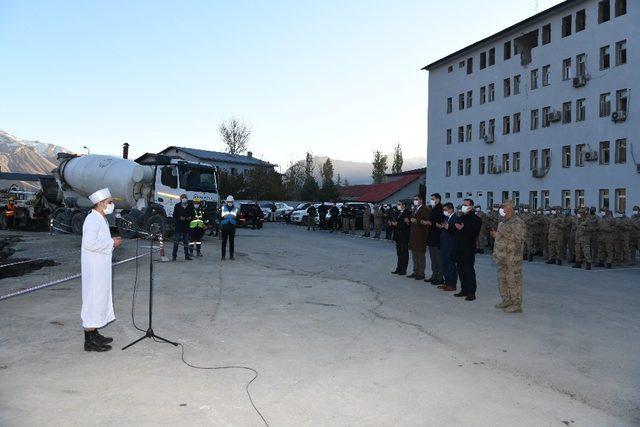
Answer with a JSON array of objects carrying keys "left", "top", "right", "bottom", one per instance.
[
  {"left": 486, "top": 205, "right": 500, "bottom": 250},
  {"left": 545, "top": 207, "right": 565, "bottom": 265},
  {"left": 475, "top": 206, "right": 488, "bottom": 254},
  {"left": 373, "top": 204, "right": 384, "bottom": 239},
  {"left": 564, "top": 210, "right": 575, "bottom": 263},
  {"left": 595, "top": 208, "right": 615, "bottom": 269},
  {"left": 492, "top": 200, "right": 526, "bottom": 313},
  {"left": 362, "top": 203, "right": 371, "bottom": 237},
  {"left": 614, "top": 212, "right": 633, "bottom": 266},
  {"left": 589, "top": 207, "right": 599, "bottom": 262},
  {"left": 573, "top": 208, "right": 598, "bottom": 270},
  {"left": 522, "top": 206, "right": 536, "bottom": 261},
  {"left": 631, "top": 206, "right": 640, "bottom": 263}
]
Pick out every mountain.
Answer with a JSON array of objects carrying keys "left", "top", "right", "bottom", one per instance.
[
  {"left": 313, "top": 155, "right": 425, "bottom": 185},
  {"left": 0, "top": 129, "right": 72, "bottom": 189}
]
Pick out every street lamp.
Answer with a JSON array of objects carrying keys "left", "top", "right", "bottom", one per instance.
[{"left": 83, "top": 146, "right": 90, "bottom": 155}]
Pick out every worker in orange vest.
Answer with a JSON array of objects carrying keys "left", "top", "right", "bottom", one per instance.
[{"left": 5, "top": 196, "right": 16, "bottom": 230}]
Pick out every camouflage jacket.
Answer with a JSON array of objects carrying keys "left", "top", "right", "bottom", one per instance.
[
  {"left": 597, "top": 216, "right": 616, "bottom": 242},
  {"left": 546, "top": 215, "right": 565, "bottom": 237},
  {"left": 576, "top": 214, "right": 598, "bottom": 238},
  {"left": 493, "top": 215, "right": 526, "bottom": 265},
  {"left": 631, "top": 214, "right": 640, "bottom": 236},
  {"left": 615, "top": 216, "right": 633, "bottom": 234}
]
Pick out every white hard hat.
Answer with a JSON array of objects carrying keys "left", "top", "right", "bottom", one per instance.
[
  {"left": 226, "top": 195, "right": 234, "bottom": 202},
  {"left": 89, "top": 188, "right": 111, "bottom": 204}
]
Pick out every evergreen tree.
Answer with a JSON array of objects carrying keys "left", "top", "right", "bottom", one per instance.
[
  {"left": 391, "top": 142, "right": 403, "bottom": 174},
  {"left": 371, "top": 150, "right": 388, "bottom": 184},
  {"left": 320, "top": 158, "right": 339, "bottom": 201},
  {"left": 300, "top": 151, "right": 320, "bottom": 201}
]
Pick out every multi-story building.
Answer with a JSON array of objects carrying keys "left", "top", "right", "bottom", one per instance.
[{"left": 423, "top": 0, "right": 636, "bottom": 214}]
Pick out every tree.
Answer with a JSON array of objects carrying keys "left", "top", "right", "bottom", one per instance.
[
  {"left": 218, "top": 170, "right": 245, "bottom": 198},
  {"left": 343, "top": 177, "right": 349, "bottom": 187},
  {"left": 391, "top": 142, "right": 403, "bottom": 174},
  {"left": 320, "top": 158, "right": 339, "bottom": 201},
  {"left": 300, "top": 151, "right": 320, "bottom": 201},
  {"left": 371, "top": 150, "right": 388, "bottom": 184},
  {"left": 283, "top": 160, "right": 306, "bottom": 200},
  {"left": 219, "top": 118, "right": 251, "bottom": 155},
  {"left": 336, "top": 173, "right": 342, "bottom": 187}
]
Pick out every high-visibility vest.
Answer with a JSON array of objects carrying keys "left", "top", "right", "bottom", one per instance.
[
  {"left": 5, "top": 203, "right": 15, "bottom": 217},
  {"left": 220, "top": 205, "right": 238, "bottom": 226},
  {"left": 190, "top": 209, "right": 205, "bottom": 229}
]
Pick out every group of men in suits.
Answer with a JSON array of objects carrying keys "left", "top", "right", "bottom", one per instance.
[{"left": 391, "top": 193, "right": 482, "bottom": 301}]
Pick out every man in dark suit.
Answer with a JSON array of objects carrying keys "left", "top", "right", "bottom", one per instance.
[
  {"left": 391, "top": 200, "right": 411, "bottom": 275},
  {"left": 408, "top": 194, "right": 431, "bottom": 280},
  {"left": 453, "top": 198, "right": 482, "bottom": 300},
  {"left": 436, "top": 202, "right": 459, "bottom": 292},
  {"left": 425, "top": 193, "right": 445, "bottom": 286}
]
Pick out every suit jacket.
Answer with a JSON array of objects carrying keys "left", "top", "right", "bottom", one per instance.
[
  {"left": 440, "top": 213, "right": 459, "bottom": 252},
  {"left": 409, "top": 204, "right": 430, "bottom": 252},
  {"left": 426, "top": 203, "right": 445, "bottom": 247},
  {"left": 453, "top": 211, "right": 482, "bottom": 260},
  {"left": 394, "top": 208, "right": 411, "bottom": 243}
]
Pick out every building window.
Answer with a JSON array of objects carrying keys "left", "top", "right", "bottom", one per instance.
[
  {"left": 445, "top": 161, "right": 451, "bottom": 177},
  {"left": 466, "top": 90, "right": 473, "bottom": 108},
  {"left": 575, "top": 190, "right": 585, "bottom": 209},
  {"left": 513, "top": 75, "right": 521, "bottom": 94},
  {"left": 504, "top": 41, "right": 511, "bottom": 60},
  {"left": 488, "top": 155, "right": 495, "bottom": 171},
  {"left": 503, "top": 78, "right": 511, "bottom": 97},
  {"left": 459, "top": 60, "right": 465, "bottom": 69},
  {"left": 541, "top": 190, "right": 550, "bottom": 209},
  {"left": 615, "top": 188, "right": 626, "bottom": 213},
  {"left": 531, "top": 69, "right": 539, "bottom": 90},
  {"left": 616, "top": 89, "right": 628, "bottom": 112},
  {"left": 599, "top": 189, "right": 610, "bottom": 210},
  {"left": 465, "top": 158, "right": 472, "bottom": 175},
  {"left": 448, "top": 65, "right": 453, "bottom": 73},
  {"left": 512, "top": 191, "right": 520, "bottom": 206},
  {"left": 600, "top": 45, "right": 610, "bottom": 70},
  {"left": 562, "top": 190, "right": 571, "bottom": 209},
  {"left": 513, "top": 152, "right": 520, "bottom": 172},
  {"left": 542, "top": 24, "right": 551, "bottom": 45},
  {"left": 576, "top": 9, "right": 586, "bottom": 32},
  {"left": 562, "top": 15, "right": 572, "bottom": 37},
  {"left": 447, "top": 97, "right": 453, "bottom": 113},
  {"left": 562, "top": 101, "right": 572, "bottom": 124},
  {"left": 467, "top": 57, "right": 473, "bottom": 74},
  {"left": 446, "top": 129, "right": 452, "bottom": 145},
  {"left": 530, "top": 191, "right": 539, "bottom": 210},
  {"left": 530, "top": 149, "right": 538, "bottom": 170},
  {"left": 616, "top": 40, "right": 627, "bottom": 65},
  {"left": 487, "top": 192, "right": 494, "bottom": 210},
  {"left": 480, "top": 51, "right": 487, "bottom": 69},
  {"left": 513, "top": 113, "right": 521, "bottom": 133},
  {"left": 458, "top": 126, "right": 464, "bottom": 143},
  {"left": 542, "top": 106, "right": 551, "bottom": 128},
  {"left": 466, "top": 124, "right": 472, "bottom": 142},
  {"left": 599, "top": 0, "right": 610, "bottom": 23},
  {"left": 562, "top": 58, "right": 572, "bottom": 80},
  {"left": 615, "top": 0, "right": 627, "bottom": 17},
  {"left": 531, "top": 109, "right": 539, "bottom": 130},
  {"left": 599, "top": 92, "right": 611, "bottom": 117},
  {"left": 599, "top": 141, "right": 610, "bottom": 165},
  {"left": 502, "top": 116, "right": 510, "bottom": 135},
  {"left": 488, "top": 83, "right": 495, "bottom": 102},
  {"left": 457, "top": 159, "right": 464, "bottom": 176},
  {"left": 480, "top": 86, "right": 486, "bottom": 104},
  {"left": 479, "top": 121, "right": 486, "bottom": 139},
  {"left": 488, "top": 48, "right": 495, "bottom": 66},
  {"left": 562, "top": 145, "right": 571, "bottom": 168},
  {"left": 576, "top": 144, "right": 586, "bottom": 167},
  {"left": 502, "top": 191, "right": 509, "bottom": 203},
  {"left": 502, "top": 153, "right": 510, "bottom": 172},
  {"left": 456, "top": 192, "right": 463, "bottom": 199},
  {"left": 459, "top": 93, "right": 465, "bottom": 110},
  {"left": 488, "top": 119, "right": 495, "bottom": 137},
  {"left": 576, "top": 53, "right": 587, "bottom": 76},
  {"left": 479, "top": 156, "right": 486, "bottom": 174},
  {"left": 542, "top": 65, "right": 551, "bottom": 86},
  {"left": 445, "top": 192, "right": 451, "bottom": 198},
  {"left": 576, "top": 98, "right": 586, "bottom": 121},
  {"left": 615, "top": 138, "right": 627, "bottom": 163},
  {"left": 542, "top": 148, "right": 551, "bottom": 169}
]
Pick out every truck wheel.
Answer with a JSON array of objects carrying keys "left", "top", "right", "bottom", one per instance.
[
  {"left": 53, "top": 210, "right": 69, "bottom": 234},
  {"left": 144, "top": 214, "right": 168, "bottom": 237},
  {"left": 71, "top": 212, "right": 86, "bottom": 235}
]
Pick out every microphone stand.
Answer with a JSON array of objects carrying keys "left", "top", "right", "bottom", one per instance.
[{"left": 122, "top": 231, "right": 178, "bottom": 350}]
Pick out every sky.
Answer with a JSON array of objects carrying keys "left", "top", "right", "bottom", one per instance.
[{"left": 0, "top": 0, "right": 564, "bottom": 170}]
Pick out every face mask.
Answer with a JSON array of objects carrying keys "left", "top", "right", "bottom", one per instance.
[
  {"left": 634, "top": 210, "right": 639, "bottom": 215},
  {"left": 413, "top": 200, "right": 419, "bottom": 207},
  {"left": 104, "top": 202, "right": 115, "bottom": 215},
  {"left": 429, "top": 200, "right": 436, "bottom": 207},
  {"left": 551, "top": 210, "right": 556, "bottom": 215},
  {"left": 444, "top": 211, "right": 452, "bottom": 218},
  {"left": 396, "top": 205, "right": 402, "bottom": 210},
  {"left": 523, "top": 209, "right": 528, "bottom": 213},
  {"left": 194, "top": 204, "right": 200, "bottom": 209},
  {"left": 475, "top": 208, "right": 480, "bottom": 212},
  {"left": 181, "top": 198, "right": 187, "bottom": 204},
  {"left": 499, "top": 208, "right": 506, "bottom": 217},
  {"left": 227, "top": 202, "right": 233, "bottom": 207},
  {"left": 461, "top": 205, "right": 471, "bottom": 214}
]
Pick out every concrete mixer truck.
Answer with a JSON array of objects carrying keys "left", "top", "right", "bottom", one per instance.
[{"left": 45, "top": 152, "right": 219, "bottom": 237}]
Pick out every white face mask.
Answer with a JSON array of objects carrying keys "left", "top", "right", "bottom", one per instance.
[
  {"left": 551, "top": 210, "right": 556, "bottom": 215},
  {"left": 227, "top": 202, "right": 233, "bottom": 207},
  {"left": 104, "top": 202, "right": 115, "bottom": 215},
  {"left": 413, "top": 200, "right": 419, "bottom": 207},
  {"left": 461, "top": 205, "right": 471, "bottom": 214},
  {"left": 429, "top": 199, "right": 436, "bottom": 207},
  {"left": 499, "top": 208, "right": 506, "bottom": 217},
  {"left": 523, "top": 209, "right": 528, "bottom": 213},
  {"left": 634, "top": 210, "right": 639, "bottom": 215},
  {"left": 194, "top": 204, "right": 200, "bottom": 209},
  {"left": 181, "top": 198, "right": 187, "bottom": 205},
  {"left": 396, "top": 205, "right": 402, "bottom": 210},
  {"left": 444, "top": 210, "right": 452, "bottom": 217}
]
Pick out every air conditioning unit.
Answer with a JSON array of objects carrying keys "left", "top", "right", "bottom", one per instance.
[
  {"left": 532, "top": 167, "right": 546, "bottom": 178},
  {"left": 572, "top": 75, "right": 588, "bottom": 88},
  {"left": 584, "top": 151, "right": 598, "bottom": 162},
  {"left": 483, "top": 134, "right": 494, "bottom": 144},
  {"left": 547, "top": 111, "right": 562, "bottom": 122},
  {"left": 612, "top": 110, "right": 627, "bottom": 123}
]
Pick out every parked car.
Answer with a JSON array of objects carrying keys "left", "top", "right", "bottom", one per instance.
[
  {"left": 290, "top": 203, "right": 313, "bottom": 224},
  {"left": 238, "top": 203, "right": 264, "bottom": 229},
  {"left": 260, "top": 202, "right": 293, "bottom": 221}
]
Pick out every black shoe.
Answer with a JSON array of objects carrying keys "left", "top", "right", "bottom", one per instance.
[
  {"left": 478, "top": 249, "right": 484, "bottom": 254},
  {"left": 454, "top": 292, "right": 466, "bottom": 298},
  {"left": 414, "top": 275, "right": 425, "bottom": 280},
  {"left": 391, "top": 270, "right": 400, "bottom": 274},
  {"left": 424, "top": 277, "right": 434, "bottom": 283},
  {"left": 185, "top": 256, "right": 193, "bottom": 261},
  {"left": 465, "top": 295, "right": 476, "bottom": 301},
  {"left": 606, "top": 263, "right": 612, "bottom": 269},
  {"left": 528, "top": 254, "right": 534, "bottom": 262},
  {"left": 230, "top": 255, "right": 235, "bottom": 260},
  {"left": 221, "top": 256, "right": 226, "bottom": 260},
  {"left": 431, "top": 280, "right": 442, "bottom": 286},
  {"left": 197, "top": 253, "right": 203, "bottom": 257},
  {"left": 84, "top": 331, "right": 112, "bottom": 352},
  {"left": 586, "top": 262, "right": 591, "bottom": 270},
  {"left": 172, "top": 257, "right": 177, "bottom": 262},
  {"left": 556, "top": 259, "right": 562, "bottom": 266},
  {"left": 406, "top": 273, "right": 416, "bottom": 278},
  {"left": 572, "top": 263, "right": 582, "bottom": 268},
  {"left": 596, "top": 262, "right": 605, "bottom": 267},
  {"left": 94, "top": 331, "right": 113, "bottom": 344},
  {"left": 545, "top": 259, "right": 556, "bottom": 264}
]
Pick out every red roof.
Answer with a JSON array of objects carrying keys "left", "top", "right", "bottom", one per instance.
[{"left": 339, "top": 173, "right": 423, "bottom": 203}]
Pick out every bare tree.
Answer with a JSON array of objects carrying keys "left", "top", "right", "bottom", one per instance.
[{"left": 219, "top": 118, "right": 251, "bottom": 155}]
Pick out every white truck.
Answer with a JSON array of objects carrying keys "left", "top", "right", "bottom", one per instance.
[{"left": 45, "top": 153, "right": 219, "bottom": 237}]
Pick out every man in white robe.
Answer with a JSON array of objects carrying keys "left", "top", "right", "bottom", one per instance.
[{"left": 81, "top": 188, "right": 122, "bottom": 352}]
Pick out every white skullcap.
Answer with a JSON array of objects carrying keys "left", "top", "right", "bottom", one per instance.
[
  {"left": 89, "top": 188, "right": 112, "bottom": 204},
  {"left": 226, "top": 195, "right": 234, "bottom": 202}
]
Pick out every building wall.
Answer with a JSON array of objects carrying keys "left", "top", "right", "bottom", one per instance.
[
  {"left": 426, "top": 0, "right": 637, "bottom": 213},
  {"left": 382, "top": 175, "right": 426, "bottom": 205},
  {"left": 162, "top": 148, "right": 266, "bottom": 175}
]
